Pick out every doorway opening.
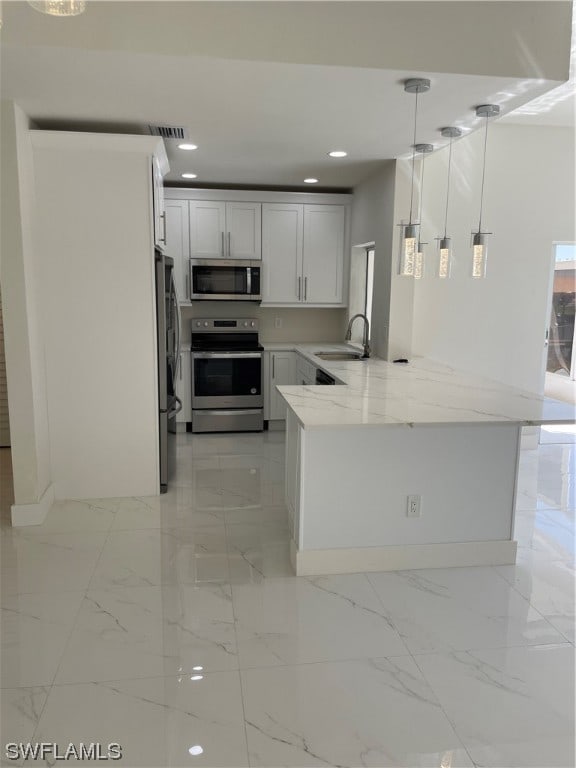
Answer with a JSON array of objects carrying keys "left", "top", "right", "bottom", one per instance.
[
  {"left": 542, "top": 242, "right": 576, "bottom": 444},
  {"left": 546, "top": 243, "right": 576, "bottom": 381}
]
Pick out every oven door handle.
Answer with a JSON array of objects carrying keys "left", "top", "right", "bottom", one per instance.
[{"left": 192, "top": 352, "right": 262, "bottom": 359}]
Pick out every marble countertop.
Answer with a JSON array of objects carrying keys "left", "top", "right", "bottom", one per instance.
[{"left": 275, "top": 344, "right": 576, "bottom": 428}]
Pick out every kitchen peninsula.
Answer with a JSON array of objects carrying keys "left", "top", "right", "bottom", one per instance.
[{"left": 278, "top": 350, "right": 575, "bottom": 575}]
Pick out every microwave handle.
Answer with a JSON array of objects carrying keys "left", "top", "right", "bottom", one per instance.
[
  {"left": 188, "top": 259, "right": 192, "bottom": 301},
  {"left": 247, "top": 267, "right": 252, "bottom": 295}
]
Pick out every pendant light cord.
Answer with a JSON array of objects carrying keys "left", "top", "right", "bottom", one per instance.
[
  {"left": 478, "top": 114, "right": 489, "bottom": 233},
  {"left": 408, "top": 90, "right": 419, "bottom": 224},
  {"left": 443, "top": 136, "right": 453, "bottom": 239},
  {"left": 418, "top": 149, "right": 426, "bottom": 231}
]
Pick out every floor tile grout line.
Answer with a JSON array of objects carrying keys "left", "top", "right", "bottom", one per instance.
[
  {"left": 27, "top": 683, "right": 53, "bottom": 749},
  {"left": 223, "top": 514, "right": 252, "bottom": 768},
  {"left": 488, "top": 562, "right": 574, "bottom": 641},
  {"left": 43, "top": 517, "right": 118, "bottom": 693},
  {"left": 408, "top": 649, "right": 478, "bottom": 768}
]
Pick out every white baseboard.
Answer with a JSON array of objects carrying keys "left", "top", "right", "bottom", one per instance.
[
  {"left": 290, "top": 538, "right": 517, "bottom": 576},
  {"left": 11, "top": 483, "right": 55, "bottom": 527}
]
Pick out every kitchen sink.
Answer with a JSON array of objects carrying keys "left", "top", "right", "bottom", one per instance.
[{"left": 315, "top": 352, "right": 365, "bottom": 361}]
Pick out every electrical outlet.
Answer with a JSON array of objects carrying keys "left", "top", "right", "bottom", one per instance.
[
  {"left": 407, "top": 494, "right": 421, "bottom": 517},
  {"left": 274, "top": 317, "right": 282, "bottom": 329}
]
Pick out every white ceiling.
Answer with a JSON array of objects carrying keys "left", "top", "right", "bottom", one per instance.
[{"left": 1, "top": 1, "right": 573, "bottom": 189}]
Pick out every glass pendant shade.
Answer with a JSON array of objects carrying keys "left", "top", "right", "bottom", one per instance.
[
  {"left": 438, "top": 237, "right": 452, "bottom": 279},
  {"left": 399, "top": 224, "right": 417, "bottom": 277},
  {"left": 414, "top": 242, "right": 425, "bottom": 280},
  {"left": 28, "top": 0, "right": 85, "bottom": 16},
  {"left": 472, "top": 232, "right": 488, "bottom": 278}
]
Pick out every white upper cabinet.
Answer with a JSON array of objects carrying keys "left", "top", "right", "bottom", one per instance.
[
  {"left": 189, "top": 201, "right": 227, "bottom": 258},
  {"left": 261, "top": 203, "right": 346, "bottom": 306},
  {"left": 262, "top": 203, "right": 303, "bottom": 303},
  {"left": 226, "top": 202, "right": 262, "bottom": 259},
  {"left": 189, "top": 201, "right": 261, "bottom": 259},
  {"left": 164, "top": 200, "right": 191, "bottom": 303},
  {"left": 303, "top": 205, "right": 345, "bottom": 304}
]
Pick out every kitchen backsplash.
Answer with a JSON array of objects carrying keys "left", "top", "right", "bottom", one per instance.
[{"left": 180, "top": 305, "right": 347, "bottom": 345}]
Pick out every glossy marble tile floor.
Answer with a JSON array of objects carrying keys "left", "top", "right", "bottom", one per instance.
[{"left": 0, "top": 433, "right": 574, "bottom": 768}]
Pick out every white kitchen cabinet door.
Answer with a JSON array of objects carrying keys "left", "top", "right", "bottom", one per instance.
[
  {"left": 226, "top": 202, "right": 261, "bottom": 259},
  {"left": 296, "top": 354, "right": 316, "bottom": 386},
  {"left": 268, "top": 351, "right": 296, "bottom": 421},
  {"left": 175, "top": 349, "right": 192, "bottom": 424},
  {"left": 152, "top": 157, "right": 166, "bottom": 249},
  {"left": 164, "top": 200, "right": 190, "bottom": 303},
  {"left": 302, "top": 205, "right": 345, "bottom": 304},
  {"left": 262, "top": 204, "right": 303, "bottom": 304},
  {"left": 189, "top": 201, "right": 226, "bottom": 258}
]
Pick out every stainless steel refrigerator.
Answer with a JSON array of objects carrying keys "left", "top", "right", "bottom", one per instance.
[{"left": 155, "top": 250, "right": 181, "bottom": 492}]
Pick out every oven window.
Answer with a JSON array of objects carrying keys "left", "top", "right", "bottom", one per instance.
[
  {"left": 194, "top": 357, "right": 261, "bottom": 397},
  {"left": 193, "top": 266, "right": 248, "bottom": 295}
]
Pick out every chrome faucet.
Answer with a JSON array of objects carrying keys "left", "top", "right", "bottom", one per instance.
[{"left": 345, "top": 314, "right": 371, "bottom": 358}]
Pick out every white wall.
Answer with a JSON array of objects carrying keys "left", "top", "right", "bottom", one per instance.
[
  {"left": 411, "top": 123, "right": 575, "bottom": 393},
  {"left": 0, "top": 102, "right": 53, "bottom": 513},
  {"left": 31, "top": 132, "right": 161, "bottom": 499},
  {"left": 349, "top": 161, "right": 397, "bottom": 358}
]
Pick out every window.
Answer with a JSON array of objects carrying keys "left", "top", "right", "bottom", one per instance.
[{"left": 364, "top": 247, "right": 375, "bottom": 333}]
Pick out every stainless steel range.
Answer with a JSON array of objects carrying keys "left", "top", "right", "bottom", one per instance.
[{"left": 191, "top": 318, "right": 264, "bottom": 433}]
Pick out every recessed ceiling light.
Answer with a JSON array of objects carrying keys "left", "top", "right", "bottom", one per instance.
[
  {"left": 181, "top": 173, "right": 198, "bottom": 179},
  {"left": 188, "top": 746, "right": 204, "bottom": 757},
  {"left": 304, "top": 178, "right": 318, "bottom": 184},
  {"left": 328, "top": 150, "right": 347, "bottom": 158},
  {"left": 178, "top": 143, "right": 198, "bottom": 151}
]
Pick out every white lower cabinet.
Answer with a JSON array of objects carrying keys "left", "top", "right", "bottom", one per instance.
[
  {"left": 296, "top": 354, "right": 316, "bottom": 386},
  {"left": 265, "top": 351, "right": 297, "bottom": 421},
  {"left": 175, "top": 348, "right": 192, "bottom": 425}
]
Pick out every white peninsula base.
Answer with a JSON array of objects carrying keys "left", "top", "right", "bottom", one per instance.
[{"left": 285, "top": 412, "right": 519, "bottom": 575}]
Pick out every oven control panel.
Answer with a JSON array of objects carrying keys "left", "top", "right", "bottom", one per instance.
[{"left": 192, "top": 319, "right": 258, "bottom": 333}]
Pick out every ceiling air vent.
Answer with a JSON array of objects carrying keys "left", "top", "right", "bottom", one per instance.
[{"left": 148, "top": 124, "right": 189, "bottom": 141}]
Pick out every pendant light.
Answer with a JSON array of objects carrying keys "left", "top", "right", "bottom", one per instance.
[
  {"left": 414, "top": 143, "right": 433, "bottom": 280},
  {"left": 398, "top": 78, "right": 431, "bottom": 277},
  {"left": 28, "top": 0, "right": 85, "bottom": 16},
  {"left": 436, "top": 127, "right": 461, "bottom": 279},
  {"left": 471, "top": 104, "right": 500, "bottom": 278}
]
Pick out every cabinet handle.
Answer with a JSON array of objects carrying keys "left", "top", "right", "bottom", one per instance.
[
  {"left": 221, "top": 232, "right": 225, "bottom": 257},
  {"left": 160, "top": 212, "right": 166, "bottom": 244},
  {"left": 272, "top": 355, "right": 275, "bottom": 378},
  {"left": 297, "top": 277, "right": 301, "bottom": 300},
  {"left": 179, "top": 353, "right": 182, "bottom": 380},
  {"left": 228, "top": 231, "right": 231, "bottom": 258},
  {"left": 304, "top": 276, "right": 308, "bottom": 301}
]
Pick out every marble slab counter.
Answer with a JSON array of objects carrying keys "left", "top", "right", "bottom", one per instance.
[{"left": 276, "top": 345, "right": 575, "bottom": 429}]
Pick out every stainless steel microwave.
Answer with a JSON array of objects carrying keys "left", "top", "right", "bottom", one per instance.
[{"left": 190, "top": 259, "right": 261, "bottom": 301}]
